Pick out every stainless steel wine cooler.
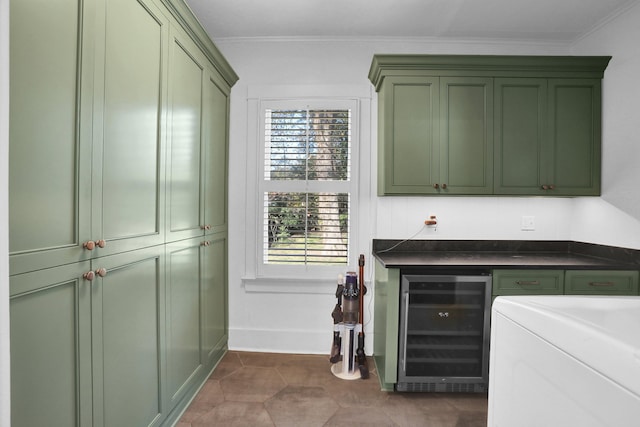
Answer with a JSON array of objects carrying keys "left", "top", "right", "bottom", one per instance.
[{"left": 397, "top": 273, "right": 492, "bottom": 392}]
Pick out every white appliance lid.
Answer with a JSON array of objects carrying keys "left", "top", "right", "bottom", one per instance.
[{"left": 492, "top": 295, "right": 640, "bottom": 397}]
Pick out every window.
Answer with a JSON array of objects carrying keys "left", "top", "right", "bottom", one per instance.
[
  {"left": 243, "top": 86, "right": 371, "bottom": 289},
  {"left": 263, "top": 108, "right": 351, "bottom": 266},
  {"left": 251, "top": 97, "right": 361, "bottom": 280}
]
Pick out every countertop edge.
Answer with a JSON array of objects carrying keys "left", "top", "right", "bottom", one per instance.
[{"left": 372, "top": 240, "right": 640, "bottom": 270}]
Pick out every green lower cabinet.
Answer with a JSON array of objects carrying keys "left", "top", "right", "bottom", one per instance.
[
  {"left": 492, "top": 270, "right": 565, "bottom": 296},
  {"left": 10, "top": 243, "right": 227, "bottom": 427},
  {"left": 10, "top": 263, "right": 93, "bottom": 427},
  {"left": 163, "top": 235, "right": 228, "bottom": 424},
  {"left": 373, "top": 261, "right": 400, "bottom": 391},
  {"left": 202, "top": 235, "right": 228, "bottom": 366},
  {"left": 565, "top": 270, "right": 639, "bottom": 295},
  {"left": 166, "top": 239, "right": 204, "bottom": 408},
  {"left": 91, "top": 247, "right": 166, "bottom": 427},
  {"left": 492, "top": 269, "right": 639, "bottom": 298}
]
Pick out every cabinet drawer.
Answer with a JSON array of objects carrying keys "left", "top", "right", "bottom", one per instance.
[
  {"left": 565, "top": 270, "right": 639, "bottom": 295},
  {"left": 493, "top": 270, "right": 564, "bottom": 295}
]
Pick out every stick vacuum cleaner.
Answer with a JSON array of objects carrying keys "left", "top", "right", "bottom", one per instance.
[{"left": 330, "top": 254, "right": 368, "bottom": 379}]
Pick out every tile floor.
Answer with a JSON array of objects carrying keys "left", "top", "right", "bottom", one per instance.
[{"left": 177, "top": 351, "right": 488, "bottom": 427}]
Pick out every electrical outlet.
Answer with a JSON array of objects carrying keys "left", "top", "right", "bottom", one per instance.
[{"left": 521, "top": 216, "right": 535, "bottom": 231}]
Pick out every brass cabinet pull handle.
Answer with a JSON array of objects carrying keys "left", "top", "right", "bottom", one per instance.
[
  {"left": 589, "top": 281, "right": 614, "bottom": 287},
  {"left": 95, "top": 268, "right": 107, "bottom": 278},
  {"left": 516, "top": 280, "right": 540, "bottom": 286}
]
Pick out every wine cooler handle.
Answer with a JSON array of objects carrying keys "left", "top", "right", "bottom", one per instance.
[{"left": 402, "top": 291, "right": 409, "bottom": 373}]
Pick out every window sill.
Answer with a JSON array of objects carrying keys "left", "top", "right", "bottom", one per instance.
[{"left": 241, "top": 276, "right": 338, "bottom": 294}]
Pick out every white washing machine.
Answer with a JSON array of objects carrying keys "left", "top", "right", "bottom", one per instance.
[{"left": 488, "top": 295, "right": 640, "bottom": 427}]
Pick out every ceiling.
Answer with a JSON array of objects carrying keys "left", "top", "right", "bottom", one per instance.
[{"left": 185, "top": 0, "right": 638, "bottom": 43}]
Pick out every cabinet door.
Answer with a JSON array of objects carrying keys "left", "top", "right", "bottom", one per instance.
[
  {"left": 166, "top": 27, "right": 209, "bottom": 241},
  {"left": 378, "top": 76, "right": 440, "bottom": 194},
  {"left": 91, "top": 247, "right": 166, "bottom": 427},
  {"left": 547, "top": 79, "right": 602, "bottom": 196},
  {"left": 439, "top": 77, "right": 493, "bottom": 194},
  {"left": 203, "top": 70, "right": 231, "bottom": 235},
  {"left": 165, "top": 238, "right": 205, "bottom": 409},
  {"left": 494, "top": 78, "right": 548, "bottom": 195},
  {"left": 9, "top": 0, "right": 94, "bottom": 275},
  {"left": 373, "top": 261, "right": 400, "bottom": 391},
  {"left": 202, "top": 234, "right": 228, "bottom": 365},
  {"left": 492, "top": 270, "right": 564, "bottom": 295},
  {"left": 92, "top": 0, "right": 169, "bottom": 256},
  {"left": 10, "top": 262, "right": 92, "bottom": 427},
  {"left": 565, "top": 270, "right": 639, "bottom": 295}
]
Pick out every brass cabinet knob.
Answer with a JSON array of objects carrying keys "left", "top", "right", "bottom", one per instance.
[
  {"left": 442, "top": 183, "right": 447, "bottom": 189},
  {"left": 83, "top": 240, "right": 106, "bottom": 250},
  {"left": 433, "top": 183, "right": 440, "bottom": 189},
  {"left": 83, "top": 271, "right": 95, "bottom": 281},
  {"left": 549, "top": 184, "right": 555, "bottom": 190},
  {"left": 206, "top": 225, "right": 211, "bottom": 230},
  {"left": 201, "top": 241, "right": 210, "bottom": 247},
  {"left": 541, "top": 184, "right": 549, "bottom": 190},
  {"left": 95, "top": 268, "right": 107, "bottom": 277}
]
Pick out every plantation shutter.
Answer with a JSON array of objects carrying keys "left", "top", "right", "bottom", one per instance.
[{"left": 263, "top": 108, "right": 351, "bottom": 265}]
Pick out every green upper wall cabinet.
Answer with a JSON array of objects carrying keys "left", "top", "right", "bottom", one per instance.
[
  {"left": 440, "top": 77, "right": 493, "bottom": 194},
  {"left": 379, "top": 76, "right": 493, "bottom": 195},
  {"left": 494, "top": 78, "right": 602, "bottom": 195},
  {"left": 369, "top": 55, "right": 610, "bottom": 196}
]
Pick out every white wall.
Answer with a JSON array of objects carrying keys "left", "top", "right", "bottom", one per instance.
[
  {"left": 569, "top": 1, "right": 640, "bottom": 247},
  {"left": 1, "top": 0, "right": 11, "bottom": 424},
  {"left": 218, "top": 37, "right": 592, "bottom": 354}
]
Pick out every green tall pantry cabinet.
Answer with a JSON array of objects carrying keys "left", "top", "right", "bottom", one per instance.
[{"left": 8, "top": 0, "right": 238, "bottom": 426}]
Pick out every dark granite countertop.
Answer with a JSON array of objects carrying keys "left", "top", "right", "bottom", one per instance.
[{"left": 372, "top": 240, "right": 640, "bottom": 270}]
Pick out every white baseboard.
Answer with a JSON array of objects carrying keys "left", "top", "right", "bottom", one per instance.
[{"left": 228, "top": 327, "right": 374, "bottom": 355}]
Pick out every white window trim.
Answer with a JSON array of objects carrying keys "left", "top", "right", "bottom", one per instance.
[{"left": 242, "top": 85, "right": 372, "bottom": 293}]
